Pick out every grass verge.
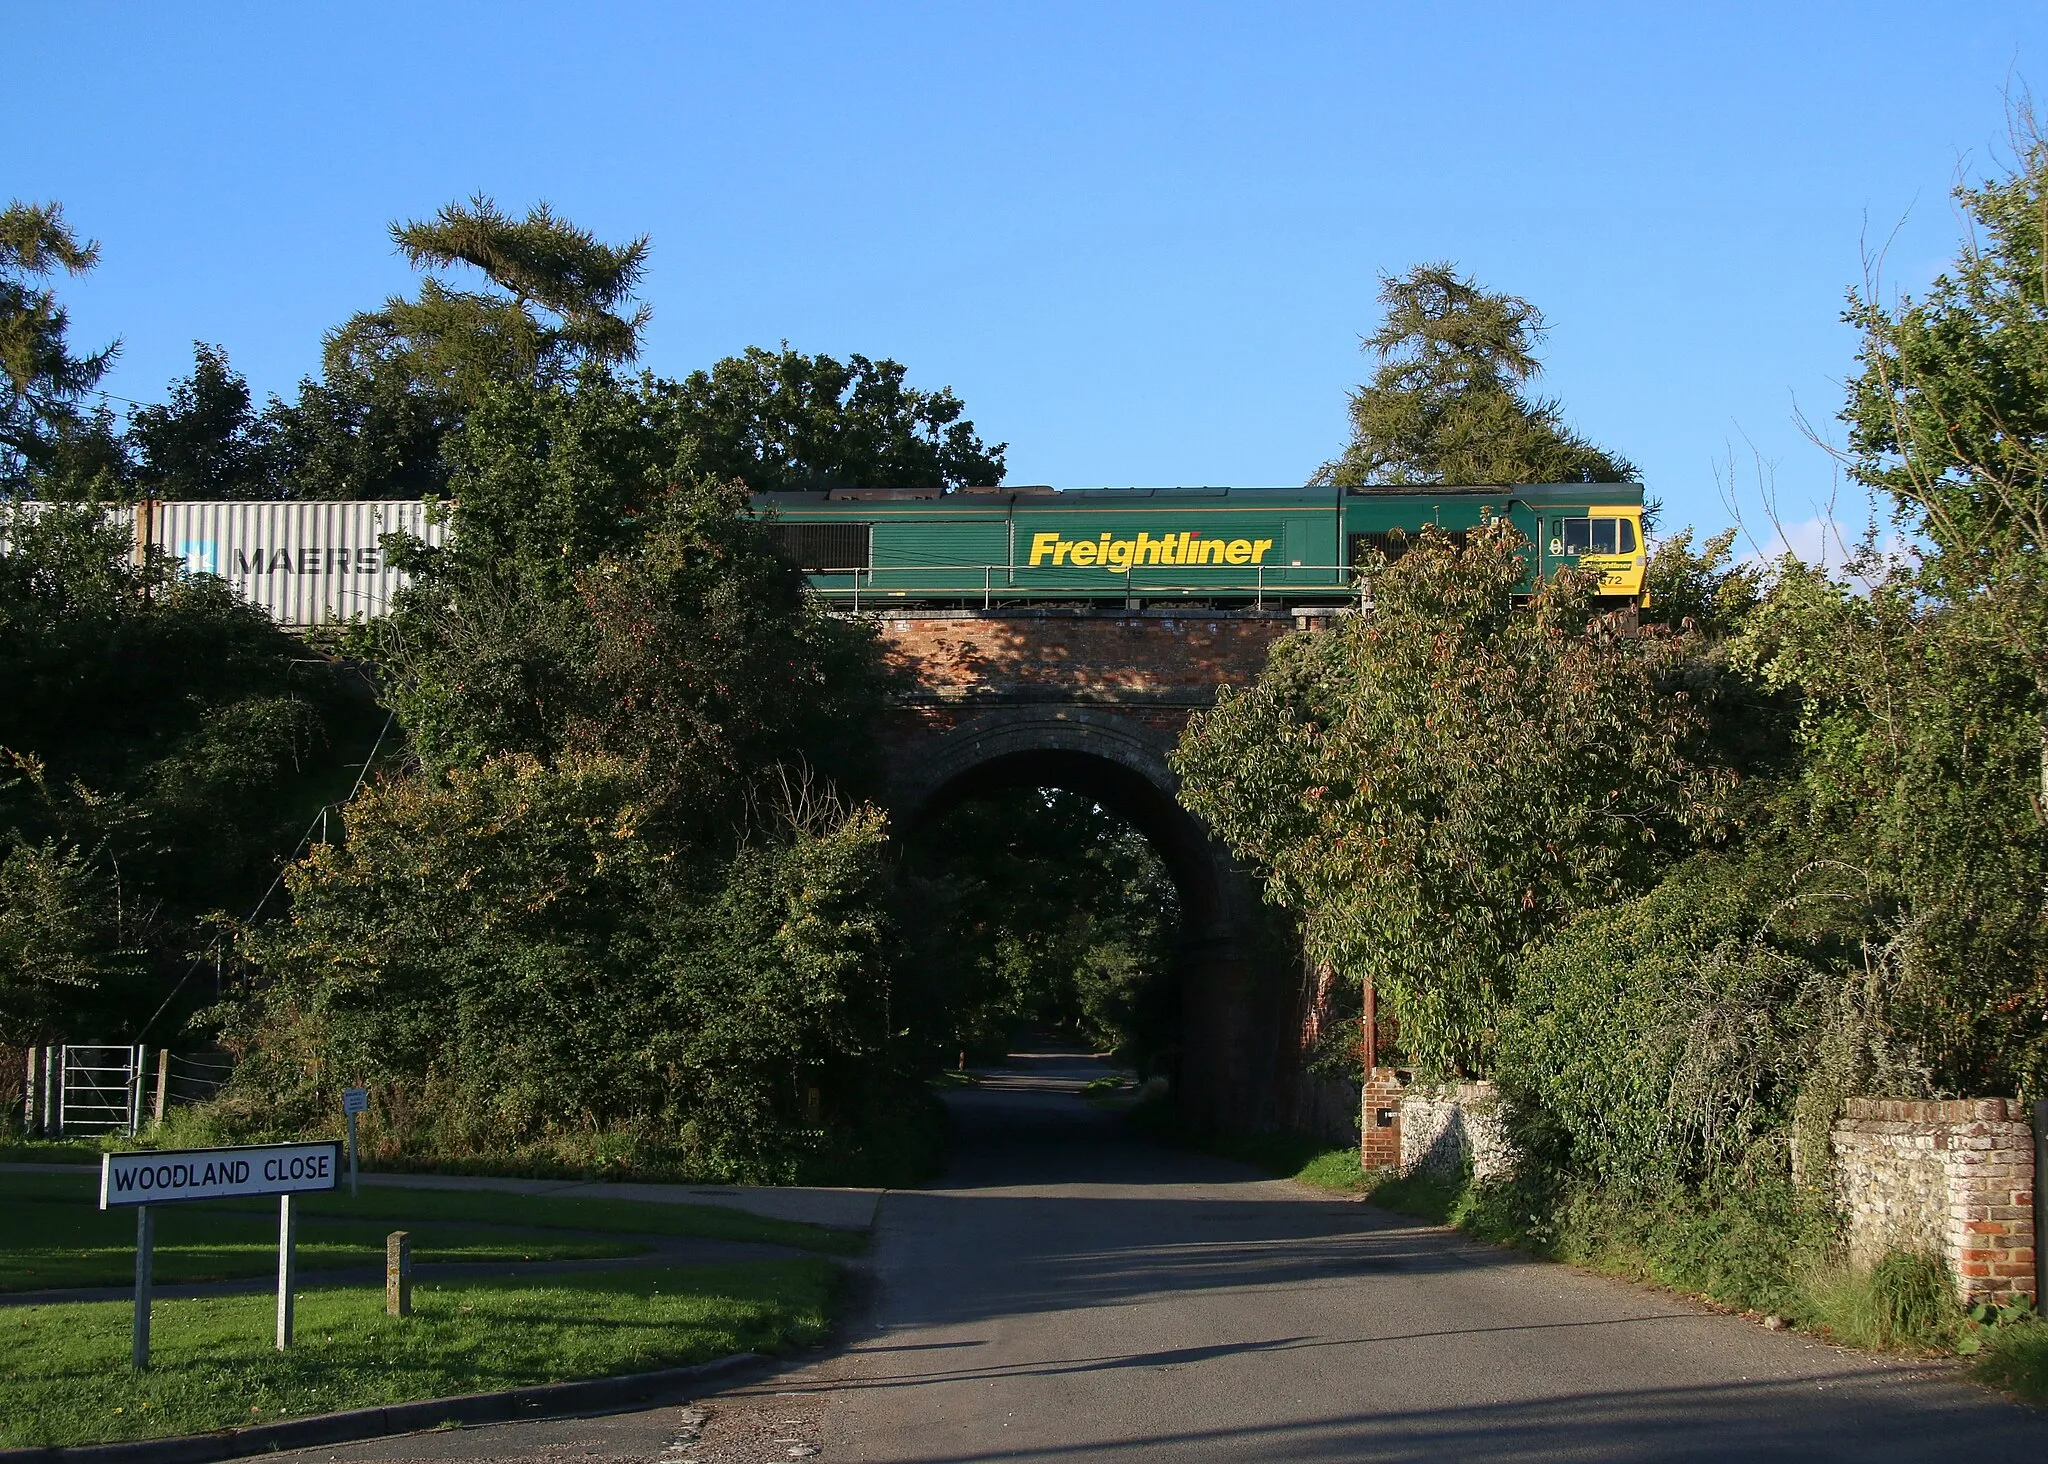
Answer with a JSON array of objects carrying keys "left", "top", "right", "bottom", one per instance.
[
  {"left": 0, "top": 1169, "right": 864, "bottom": 1287},
  {"left": 1382, "top": 1165, "right": 2048, "bottom": 1407},
  {"left": 1116, "top": 1100, "right": 2048, "bottom": 1407},
  {"left": 0, "top": 1261, "right": 837, "bottom": 1448},
  {"left": 1974, "top": 1317, "right": 2048, "bottom": 1403}
]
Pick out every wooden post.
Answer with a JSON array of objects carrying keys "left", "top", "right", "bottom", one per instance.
[
  {"left": 47, "top": 1046, "right": 60, "bottom": 1136},
  {"left": 2034, "top": 1096, "right": 2046, "bottom": 1314},
  {"left": 276, "top": 1193, "right": 297, "bottom": 1350},
  {"left": 153, "top": 1049, "right": 169, "bottom": 1126},
  {"left": 1361, "top": 975, "right": 1377, "bottom": 1074},
  {"left": 133, "top": 1205, "right": 154, "bottom": 1370},
  {"left": 386, "top": 1231, "right": 412, "bottom": 1317}
]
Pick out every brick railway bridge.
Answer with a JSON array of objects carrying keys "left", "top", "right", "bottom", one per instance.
[{"left": 869, "top": 605, "right": 1355, "bottom": 1137}]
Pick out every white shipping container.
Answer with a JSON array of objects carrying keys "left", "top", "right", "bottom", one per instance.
[{"left": 142, "top": 500, "right": 448, "bottom": 626}]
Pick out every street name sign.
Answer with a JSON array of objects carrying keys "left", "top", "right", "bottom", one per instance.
[
  {"left": 98, "top": 1141, "right": 341, "bottom": 1370},
  {"left": 99, "top": 1142, "right": 341, "bottom": 1207}
]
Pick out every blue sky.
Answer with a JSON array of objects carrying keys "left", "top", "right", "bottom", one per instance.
[{"left": 16, "top": 3, "right": 2048, "bottom": 540}]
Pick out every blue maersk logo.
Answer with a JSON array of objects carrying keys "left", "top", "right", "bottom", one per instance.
[{"left": 178, "top": 540, "right": 219, "bottom": 576}]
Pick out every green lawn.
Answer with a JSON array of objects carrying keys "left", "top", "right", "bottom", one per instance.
[
  {"left": 0, "top": 1173, "right": 645, "bottom": 1291},
  {"left": 0, "top": 1171, "right": 863, "bottom": 1293},
  {"left": 0, "top": 1262, "right": 838, "bottom": 1448}
]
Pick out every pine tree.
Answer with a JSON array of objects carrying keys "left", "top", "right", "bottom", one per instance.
[
  {"left": 1318, "top": 263, "right": 1634, "bottom": 488},
  {"left": 0, "top": 201, "right": 119, "bottom": 493}
]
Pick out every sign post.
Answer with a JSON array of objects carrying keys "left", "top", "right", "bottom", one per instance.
[
  {"left": 100, "top": 1142, "right": 340, "bottom": 1368},
  {"left": 132, "top": 1206, "right": 153, "bottom": 1370},
  {"left": 342, "top": 1087, "right": 368, "bottom": 1197},
  {"left": 277, "top": 1193, "right": 297, "bottom": 1349}
]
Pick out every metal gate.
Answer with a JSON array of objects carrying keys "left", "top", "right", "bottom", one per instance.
[{"left": 58, "top": 1045, "right": 143, "bottom": 1135}]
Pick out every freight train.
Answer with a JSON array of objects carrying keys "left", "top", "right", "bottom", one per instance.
[
  {"left": 2, "top": 481, "right": 1646, "bottom": 627},
  {"left": 754, "top": 482, "right": 1649, "bottom": 609}
]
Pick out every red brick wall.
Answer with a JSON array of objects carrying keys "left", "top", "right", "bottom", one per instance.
[
  {"left": 1361, "top": 1068, "right": 1408, "bottom": 1171},
  {"left": 872, "top": 609, "right": 1295, "bottom": 703}
]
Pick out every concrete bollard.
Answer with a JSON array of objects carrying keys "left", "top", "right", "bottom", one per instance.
[{"left": 386, "top": 1231, "right": 412, "bottom": 1317}]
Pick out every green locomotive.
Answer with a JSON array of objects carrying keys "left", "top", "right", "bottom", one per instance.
[{"left": 752, "top": 482, "right": 1648, "bottom": 608}]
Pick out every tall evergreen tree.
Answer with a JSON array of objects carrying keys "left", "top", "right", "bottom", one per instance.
[
  {"left": 0, "top": 201, "right": 119, "bottom": 495},
  {"left": 367, "top": 193, "right": 651, "bottom": 400},
  {"left": 1317, "top": 264, "right": 1634, "bottom": 488}
]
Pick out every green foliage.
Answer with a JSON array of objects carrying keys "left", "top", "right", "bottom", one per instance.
[
  {"left": 1494, "top": 851, "right": 1928, "bottom": 1190},
  {"left": 1317, "top": 263, "right": 1633, "bottom": 488},
  {"left": 667, "top": 345, "right": 1005, "bottom": 494},
  {"left": 128, "top": 344, "right": 284, "bottom": 500},
  {"left": 0, "top": 201, "right": 117, "bottom": 494},
  {"left": 899, "top": 789, "right": 1178, "bottom": 1065},
  {"left": 1174, "top": 522, "right": 1722, "bottom": 1074},
  {"left": 1733, "top": 563, "right": 2048, "bottom": 1097},
  {"left": 226, "top": 754, "right": 912, "bottom": 1182},
  {"left": 1802, "top": 1251, "right": 1959, "bottom": 1353},
  {"left": 0, "top": 837, "right": 144, "bottom": 1048},
  {"left": 1455, "top": 1165, "right": 1832, "bottom": 1319},
  {"left": 265, "top": 319, "right": 459, "bottom": 499},
  {"left": 1362, "top": 1168, "right": 1466, "bottom": 1223},
  {"left": 1842, "top": 114, "right": 2048, "bottom": 604},
  {"left": 362, "top": 195, "right": 650, "bottom": 405},
  {"left": 1642, "top": 527, "right": 1764, "bottom": 636},
  {"left": 1974, "top": 1311, "right": 2048, "bottom": 1403},
  {"left": 0, "top": 504, "right": 371, "bottom": 1042},
  {"left": 374, "top": 370, "right": 893, "bottom": 813}
]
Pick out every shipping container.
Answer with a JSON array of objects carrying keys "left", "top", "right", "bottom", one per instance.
[
  {"left": 142, "top": 500, "right": 447, "bottom": 625},
  {"left": 1, "top": 499, "right": 448, "bottom": 626}
]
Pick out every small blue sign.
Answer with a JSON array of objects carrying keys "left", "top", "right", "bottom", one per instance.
[{"left": 178, "top": 540, "right": 219, "bottom": 576}]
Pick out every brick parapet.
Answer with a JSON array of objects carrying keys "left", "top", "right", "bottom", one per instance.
[
  {"left": 871, "top": 610, "right": 1294, "bottom": 710},
  {"left": 1360, "top": 1068, "right": 1406, "bottom": 1171},
  {"left": 1832, "top": 1098, "right": 2036, "bottom": 1305}
]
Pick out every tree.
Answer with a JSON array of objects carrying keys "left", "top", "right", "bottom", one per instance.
[
  {"left": 128, "top": 344, "right": 283, "bottom": 499},
  {"left": 899, "top": 788, "right": 1179, "bottom": 1066},
  {"left": 227, "top": 754, "right": 914, "bottom": 1181},
  {"left": 1732, "top": 560, "right": 2048, "bottom": 1097},
  {"left": 1172, "top": 523, "right": 1719, "bottom": 1075},
  {"left": 373, "top": 369, "right": 894, "bottom": 811},
  {"left": 666, "top": 345, "right": 1005, "bottom": 493},
  {"left": 1842, "top": 110, "right": 2048, "bottom": 811},
  {"left": 0, "top": 503, "right": 371, "bottom": 1041},
  {"left": 248, "top": 196, "right": 650, "bottom": 501},
  {"left": 363, "top": 194, "right": 650, "bottom": 402},
  {"left": 263, "top": 320, "right": 458, "bottom": 500},
  {"left": 1317, "top": 264, "right": 1635, "bottom": 488},
  {"left": 1, "top": 201, "right": 118, "bottom": 494}
]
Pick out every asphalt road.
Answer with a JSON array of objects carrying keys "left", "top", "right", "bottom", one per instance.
[{"left": 308, "top": 1052, "right": 2043, "bottom": 1464}]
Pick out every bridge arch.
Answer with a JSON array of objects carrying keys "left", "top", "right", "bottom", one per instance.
[{"left": 887, "top": 705, "right": 1281, "bottom": 1131}]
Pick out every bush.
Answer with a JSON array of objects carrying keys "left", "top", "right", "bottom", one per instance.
[{"left": 218, "top": 754, "right": 925, "bottom": 1183}]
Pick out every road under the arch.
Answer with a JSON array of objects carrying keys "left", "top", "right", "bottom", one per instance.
[{"left": 313, "top": 1048, "right": 2043, "bottom": 1463}]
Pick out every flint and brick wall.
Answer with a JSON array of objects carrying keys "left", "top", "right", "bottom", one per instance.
[
  {"left": 1359, "top": 1069, "right": 1517, "bottom": 1181},
  {"left": 1401, "top": 1080, "right": 1514, "bottom": 1182},
  {"left": 1832, "top": 1097, "right": 2037, "bottom": 1305}
]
